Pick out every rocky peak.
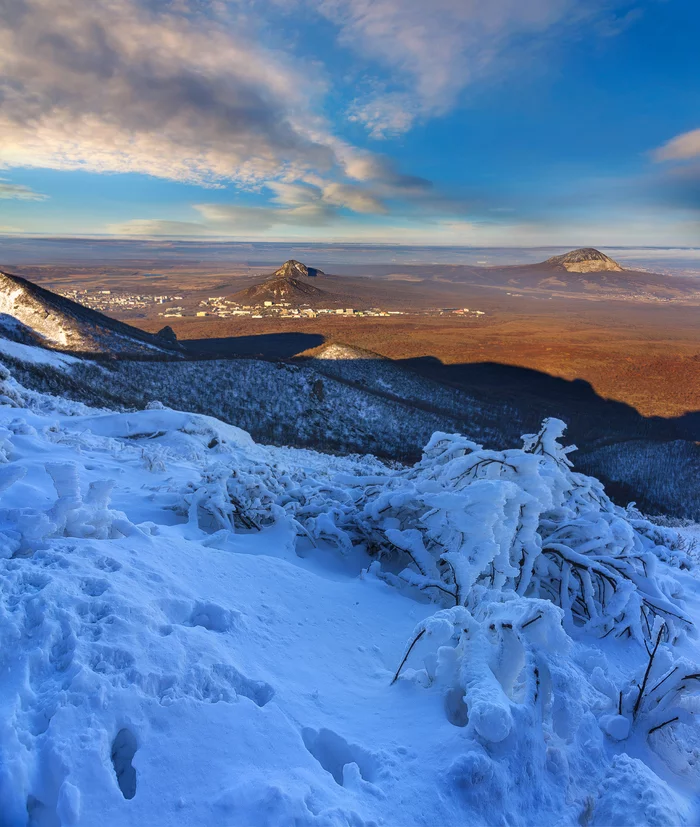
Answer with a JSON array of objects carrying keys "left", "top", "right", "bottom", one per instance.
[
  {"left": 156, "top": 325, "right": 178, "bottom": 344},
  {"left": 546, "top": 248, "right": 623, "bottom": 273},
  {"left": 273, "top": 260, "right": 324, "bottom": 279}
]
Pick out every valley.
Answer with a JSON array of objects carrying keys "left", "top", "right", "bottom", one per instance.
[
  {"left": 1, "top": 249, "right": 699, "bottom": 523},
  {"left": 134, "top": 296, "right": 700, "bottom": 421}
]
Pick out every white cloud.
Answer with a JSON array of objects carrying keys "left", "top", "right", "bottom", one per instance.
[
  {"left": 0, "top": 0, "right": 341, "bottom": 187},
  {"left": 267, "top": 177, "right": 387, "bottom": 214},
  {"left": 318, "top": 0, "right": 622, "bottom": 135},
  {"left": 347, "top": 93, "right": 418, "bottom": 139},
  {"left": 0, "top": 0, "right": 439, "bottom": 224},
  {"left": 106, "top": 219, "right": 213, "bottom": 237},
  {"left": 654, "top": 128, "right": 700, "bottom": 162},
  {"left": 194, "top": 202, "right": 337, "bottom": 231},
  {"left": 0, "top": 180, "right": 47, "bottom": 201}
]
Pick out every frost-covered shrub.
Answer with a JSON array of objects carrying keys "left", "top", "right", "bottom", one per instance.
[
  {"left": 391, "top": 593, "right": 572, "bottom": 743},
  {"left": 354, "top": 419, "right": 690, "bottom": 644},
  {"left": 615, "top": 619, "right": 700, "bottom": 738},
  {"left": 179, "top": 458, "right": 357, "bottom": 549},
  {"left": 173, "top": 417, "right": 690, "bottom": 650},
  {"left": 0, "top": 460, "right": 137, "bottom": 556}
]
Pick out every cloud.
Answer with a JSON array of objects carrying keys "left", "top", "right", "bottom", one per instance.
[
  {"left": 106, "top": 219, "right": 213, "bottom": 237},
  {"left": 0, "top": 0, "right": 343, "bottom": 187},
  {"left": 339, "top": 151, "right": 431, "bottom": 191},
  {"left": 318, "top": 0, "right": 631, "bottom": 135},
  {"left": 653, "top": 128, "right": 700, "bottom": 162},
  {"left": 347, "top": 93, "right": 418, "bottom": 138},
  {"left": 0, "top": 180, "right": 47, "bottom": 201},
  {"left": 0, "top": 0, "right": 440, "bottom": 227},
  {"left": 195, "top": 202, "right": 337, "bottom": 231},
  {"left": 267, "top": 179, "right": 385, "bottom": 213}
]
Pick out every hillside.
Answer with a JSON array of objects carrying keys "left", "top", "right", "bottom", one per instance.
[
  {"left": 308, "top": 249, "right": 698, "bottom": 301},
  {"left": 273, "top": 259, "right": 325, "bottom": 279},
  {"left": 3, "top": 331, "right": 700, "bottom": 520},
  {"left": 470, "top": 249, "right": 695, "bottom": 298},
  {"left": 544, "top": 248, "right": 623, "bottom": 272},
  {"left": 0, "top": 270, "right": 181, "bottom": 356},
  {"left": 230, "top": 260, "right": 337, "bottom": 307},
  {"left": 0, "top": 364, "right": 698, "bottom": 826},
  {"left": 231, "top": 275, "right": 331, "bottom": 307}
]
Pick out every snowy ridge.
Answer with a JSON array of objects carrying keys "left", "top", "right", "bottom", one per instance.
[
  {"left": 0, "top": 271, "right": 179, "bottom": 356},
  {"left": 0, "top": 363, "right": 698, "bottom": 826}
]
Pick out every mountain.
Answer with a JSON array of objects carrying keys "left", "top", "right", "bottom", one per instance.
[
  {"left": 432, "top": 248, "right": 696, "bottom": 298},
  {"left": 230, "top": 260, "right": 336, "bottom": 306},
  {"left": 305, "top": 249, "right": 699, "bottom": 303},
  {"left": 231, "top": 275, "right": 331, "bottom": 306},
  {"left": 0, "top": 270, "right": 181, "bottom": 356},
  {"left": 544, "top": 248, "right": 623, "bottom": 273},
  {"left": 273, "top": 259, "right": 325, "bottom": 279}
]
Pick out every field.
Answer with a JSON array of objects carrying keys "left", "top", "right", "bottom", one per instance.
[
  {"left": 6, "top": 257, "right": 700, "bottom": 422},
  {"left": 134, "top": 298, "right": 700, "bottom": 421}
]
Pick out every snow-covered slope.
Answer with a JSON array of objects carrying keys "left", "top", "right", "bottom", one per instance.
[
  {"left": 0, "top": 365, "right": 698, "bottom": 826},
  {"left": 0, "top": 271, "right": 180, "bottom": 356}
]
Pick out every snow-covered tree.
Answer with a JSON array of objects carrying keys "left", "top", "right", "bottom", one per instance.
[{"left": 351, "top": 419, "right": 691, "bottom": 644}]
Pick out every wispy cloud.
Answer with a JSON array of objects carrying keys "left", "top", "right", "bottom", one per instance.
[
  {"left": 653, "top": 128, "right": 700, "bottom": 162},
  {"left": 0, "top": 180, "right": 47, "bottom": 201},
  {"left": 347, "top": 93, "right": 418, "bottom": 139},
  {"left": 0, "top": 0, "right": 342, "bottom": 187},
  {"left": 195, "top": 202, "right": 338, "bottom": 231},
  {"left": 318, "top": 0, "right": 631, "bottom": 136},
  {"left": 0, "top": 0, "right": 441, "bottom": 224},
  {"left": 106, "top": 219, "right": 212, "bottom": 237}
]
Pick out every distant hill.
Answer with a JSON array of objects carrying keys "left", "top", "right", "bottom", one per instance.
[
  {"left": 544, "top": 248, "right": 623, "bottom": 273},
  {"left": 425, "top": 248, "right": 698, "bottom": 299},
  {"left": 0, "top": 270, "right": 180, "bottom": 356},
  {"left": 273, "top": 260, "right": 325, "bottom": 279},
  {"left": 230, "top": 260, "right": 337, "bottom": 307}
]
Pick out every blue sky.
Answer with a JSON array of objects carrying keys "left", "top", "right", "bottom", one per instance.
[{"left": 0, "top": 0, "right": 698, "bottom": 245}]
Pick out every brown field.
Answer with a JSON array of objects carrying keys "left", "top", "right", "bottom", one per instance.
[
  {"left": 134, "top": 298, "right": 700, "bottom": 420},
  {"left": 9, "top": 259, "right": 700, "bottom": 421}
]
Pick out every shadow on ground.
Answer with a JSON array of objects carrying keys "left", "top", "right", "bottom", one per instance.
[{"left": 184, "top": 332, "right": 325, "bottom": 359}]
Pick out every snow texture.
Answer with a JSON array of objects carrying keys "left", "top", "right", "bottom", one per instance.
[{"left": 0, "top": 362, "right": 698, "bottom": 826}]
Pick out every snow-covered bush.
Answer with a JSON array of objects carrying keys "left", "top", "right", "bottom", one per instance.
[
  {"left": 179, "top": 456, "right": 358, "bottom": 550},
  {"left": 613, "top": 619, "right": 700, "bottom": 738},
  {"left": 173, "top": 417, "right": 691, "bottom": 654},
  {"left": 0, "top": 460, "right": 138, "bottom": 556},
  {"left": 390, "top": 594, "right": 572, "bottom": 743},
  {"left": 354, "top": 419, "right": 691, "bottom": 645}
]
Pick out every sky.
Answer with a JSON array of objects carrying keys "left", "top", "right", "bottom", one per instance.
[{"left": 0, "top": 0, "right": 698, "bottom": 246}]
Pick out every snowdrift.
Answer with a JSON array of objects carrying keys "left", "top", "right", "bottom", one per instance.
[{"left": 0, "top": 363, "right": 698, "bottom": 827}]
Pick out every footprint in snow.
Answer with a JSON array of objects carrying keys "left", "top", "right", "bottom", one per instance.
[
  {"left": 111, "top": 728, "right": 138, "bottom": 800},
  {"left": 94, "top": 556, "right": 121, "bottom": 573},
  {"left": 80, "top": 577, "right": 110, "bottom": 596},
  {"left": 301, "top": 727, "right": 381, "bottom": 790},
  {"left": 158, "top": 598, "right": 240, "bottom": 633}
]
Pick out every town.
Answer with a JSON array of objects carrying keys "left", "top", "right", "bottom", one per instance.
[{"left": 56, "top": 288, "right": 487, "bottom": 320}]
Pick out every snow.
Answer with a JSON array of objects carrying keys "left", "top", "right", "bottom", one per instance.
[
  {"left": 0, "top": 338, "right": 82, "bottom": 370},
  {"left": 0, "top": 364, "right": 698, "bottom": 826}
]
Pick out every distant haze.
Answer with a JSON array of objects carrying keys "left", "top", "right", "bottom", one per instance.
[{"left": 0, "top": 238, "right": 699, "bottom": 279}]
